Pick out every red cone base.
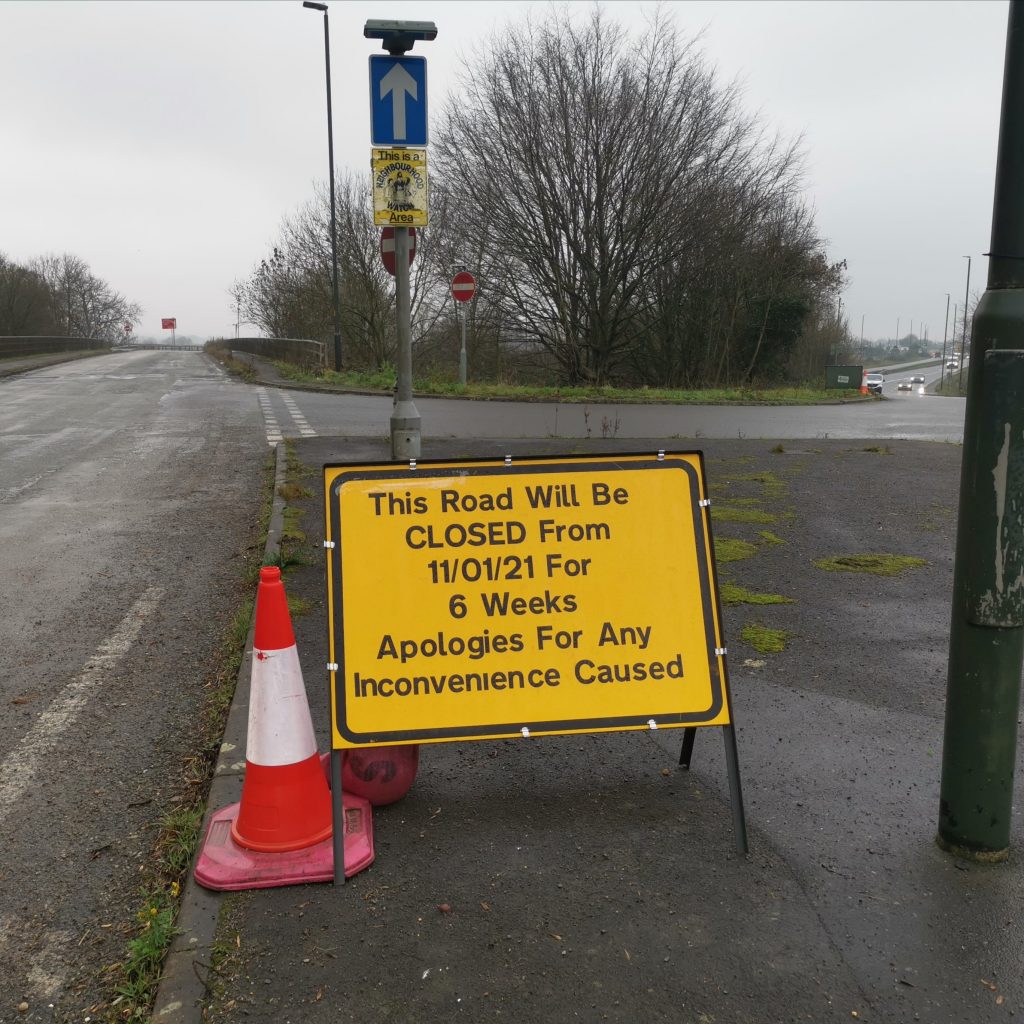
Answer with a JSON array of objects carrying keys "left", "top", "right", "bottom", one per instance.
[
  {"left": 231, "top": 752, "right": 333, "bottom": 852},
  {"left": 194, "top": 789, "right": 374, "bottom": 891}
]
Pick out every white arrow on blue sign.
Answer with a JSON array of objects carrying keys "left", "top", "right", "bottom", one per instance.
[{"left": 369, "top": 55, "right": 428, "bottom": 147}]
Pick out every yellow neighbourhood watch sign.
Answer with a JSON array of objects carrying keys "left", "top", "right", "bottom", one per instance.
[
  {"left": 371, "top": 147, "right": 428, "bottom": 226},
  {"left": 323, "top": 453, "right": 732, "bottom": 748}
]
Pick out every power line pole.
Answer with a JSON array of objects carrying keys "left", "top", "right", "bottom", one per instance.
[{"left": 938, "top": 0, "right": 1024, "bottom": 863}]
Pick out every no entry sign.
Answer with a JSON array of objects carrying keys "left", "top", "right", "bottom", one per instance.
[
  {"left": 451, "top": 271, "right": 476, "bottom": 303},
  {"left": 380, "top": 227, "right": 416, "bottom": 276}
]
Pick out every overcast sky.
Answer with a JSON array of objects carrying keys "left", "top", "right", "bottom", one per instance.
[{"left": 0, "top": 0, "right": 1010, "bottom": 344}]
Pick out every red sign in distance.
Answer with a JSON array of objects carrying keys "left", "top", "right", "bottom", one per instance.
[
  {"left": 161, "top": 318, "right": 176, "bottom": 330},
  {"left": 451, "top": 271, "right": 476, "bottom": 303},
  {"left": 380, "top": 227, "right": 416, "bottom": 276}
]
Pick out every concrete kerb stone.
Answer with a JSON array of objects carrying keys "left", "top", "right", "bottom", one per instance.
[{"left": 151, "top": 442, "right": 289, "bottom": 1024}]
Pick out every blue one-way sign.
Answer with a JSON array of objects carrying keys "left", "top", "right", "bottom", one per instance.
[{"left": 369, "top": 55, "right": 428, "bottom": 147}]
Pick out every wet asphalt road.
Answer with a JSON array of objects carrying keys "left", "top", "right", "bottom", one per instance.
[
  {"left": 0, "top": 350, "right": 265, "bottom": 1020},
  {"left": 254, "top": 382, "right": 966, "bottom": 444}
]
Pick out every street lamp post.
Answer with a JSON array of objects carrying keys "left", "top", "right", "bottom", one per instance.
[
  {"left": 961, "top": 255, "right": 972, "bottom": 389},
  {"left": 941, "top": 292, "right": 950, "bottom": 389},
  {"left": 303, "top": 1, "right": 342, "bottom": 372}
]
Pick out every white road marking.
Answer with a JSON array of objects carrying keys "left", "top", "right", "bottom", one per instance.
[
  {"left": 255, "top": 386, "right": 316, "bottom": 444},
  {"left": 256, "top": 387, "right": 283, "bottom": 446},
  {"left": 26, "top": 928, "right": 75, "bottom": 998},
  {"left": 280, "top": 393, "right": 318, "bottom": 437},
  {"left": 0, "top": 586, "right": 165, "bottom": 826}
]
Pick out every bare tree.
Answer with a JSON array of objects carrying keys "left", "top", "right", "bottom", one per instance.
[
  {"left": 239, "top": 171, "right": 452, "bottom": 370},
  {"left": 31, "top": 253, "right": 141, "bottom": 341},
  {"left": 433, "top": 7, "right": 840, "bottom": 387},
  {"left": 0, "top": 254, "right": 56, "bottom": 335}
]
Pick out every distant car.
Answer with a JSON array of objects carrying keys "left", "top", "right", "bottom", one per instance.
[
  {"left": 897, "top": 380, "right": 913, "bottom": 391},
  {"left": 947, "top": 359, "right": 960, "bottom": 369},
  {"left": 910, "top": 374, "right": 925, "bottom": 384},
  {"left": 864, "top": 372, "right": 884, "bottom": 395}
]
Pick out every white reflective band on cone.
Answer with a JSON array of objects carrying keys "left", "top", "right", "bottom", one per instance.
[{"left": 246, "top": 644, "right": 318, "bottom": 766}]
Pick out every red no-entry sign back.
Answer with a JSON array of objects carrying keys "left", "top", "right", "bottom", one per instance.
[
  {"left": 380, "top": 227, "right": 416, "bottom": 276},
  {"left": 451, "top": 271, "right": 476, "bottom": 303}
]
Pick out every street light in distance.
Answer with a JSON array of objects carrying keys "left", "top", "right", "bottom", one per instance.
[{"left": 302, "top": 0, "right": 342, "bottom": 371}]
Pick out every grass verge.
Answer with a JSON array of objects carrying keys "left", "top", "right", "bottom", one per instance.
[{"left": 267, "top": 360, "right": 864, "bottom": 406}]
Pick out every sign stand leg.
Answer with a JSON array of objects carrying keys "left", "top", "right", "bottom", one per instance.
[
  {"left": 331, "top": 749, "right": 346, "bottom": 885},
  {"left": 678, "top": 727, "right": 697, "bottom": 769},
  {"left": 721, "top": 725, "right": 748, "bottom": 855}
]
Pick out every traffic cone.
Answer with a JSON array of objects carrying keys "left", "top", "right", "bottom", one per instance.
[
  {"left": 231, "top": 566, "right": 332, "bottom": 851},
  {"left": 194, "top": 566, "right": 373, "bottom": 890}
]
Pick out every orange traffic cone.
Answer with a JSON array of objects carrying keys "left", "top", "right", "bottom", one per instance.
[
  {"left": 230, "top": 566, "right": 333, "bottom": 852},
  {"left": 194, "top": 566, "right": 374, "bottom": 890}
]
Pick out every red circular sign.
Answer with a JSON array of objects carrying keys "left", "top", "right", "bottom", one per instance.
[
  {"left": 451, "top": 271, "right": 476, "bottom": 303},
  {"left": 380, "top": 227, "right": 416, "bottom": 276}
]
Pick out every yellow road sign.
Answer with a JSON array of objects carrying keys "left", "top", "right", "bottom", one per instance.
[
  {"left": 371, "top": 147, "right": 428, "bottom": 227},
  {"left": 324, "top": 453, "right": 732, "bottom": 747}
]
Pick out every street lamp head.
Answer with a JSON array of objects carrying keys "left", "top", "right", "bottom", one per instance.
[
  {"left": 302, "top": 2, "right": 328, "bottom": 11},
  {"left": 364, "top": 19, "right": 437, "bottom": 54}
]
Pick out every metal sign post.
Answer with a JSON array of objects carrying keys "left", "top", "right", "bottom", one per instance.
[
  {"left": 390, "top": 227, "right": 420, "bottom": 459},
  {"left": 365, "top": 21, "right": 436, "bottom": 472},
  {"left": 451, "top": 271, "right": 476, "bottom": 386}
]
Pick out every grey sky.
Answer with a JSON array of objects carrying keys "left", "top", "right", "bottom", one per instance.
[{"left": 0, "top": 0, "right": 1009, "bottom": 344}]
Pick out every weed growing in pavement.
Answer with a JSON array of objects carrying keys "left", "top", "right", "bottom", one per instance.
[
  {"left": 277, "top": 481, "right": 313, "bottom": 501},
  {"left": 282, "top": 505, "right": 307, "bottom": 545},
  {"left": 814, "top": 554, "right": 927, "bottom": 576},
  {"left": 287, "top": 594, "right": 313, "bottom": 617},
  {"left": 112, "top": 803, "right": 203, "bottom": 1016},
  {"left": 719, "top": 582, "right": 794, "bottom": 606},
  {"left": 861, "top": 445, "right": 893, "bottom": 455},
  {"left": 741, "top": 623, "right": 792, "bottom": 653},
  {"left": 113, "top": 896, "right": 178, "bottom": 1014},
  {"left": 712, "top": 506, "right": 778, "bottom": 524},
  {"left": 726, "top": 470, "right": 787, "bottom": 497},
  {"left": 714, "top": 538, "right": 758, "bottom": 563},
  {"left": 264, "top": 546, "right": 311, "bottom": 571},
  {"left": 770, "top": 443, "right": 785, "bottom": 454},
  {"left": 157, "top": 803, "right": 205, "bottom": 878},
  {"left": 758, "top": 530, "right": 786, "bottom": 546}
]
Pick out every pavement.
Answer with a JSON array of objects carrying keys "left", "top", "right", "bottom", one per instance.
[{"left": 150, "top": 367, "right": 1024, "bottom": 1024}]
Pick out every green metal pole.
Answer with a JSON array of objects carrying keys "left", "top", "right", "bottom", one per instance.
[{"left": 938, "top": 0, "right": 1024, "bottom": 862}]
